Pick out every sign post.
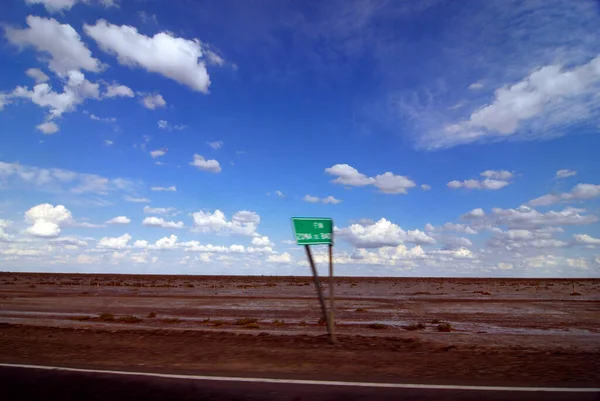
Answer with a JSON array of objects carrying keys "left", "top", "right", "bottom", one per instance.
[{"left": 291, "top": 217, "right": 336, "bottom": 344}]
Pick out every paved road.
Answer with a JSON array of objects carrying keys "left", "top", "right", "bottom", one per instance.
[{"left": 1, "top": 364, "right": 599, "bottom": 401}]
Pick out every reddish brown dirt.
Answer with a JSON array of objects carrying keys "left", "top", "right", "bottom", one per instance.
[{"left": 1, "top": 273, "right": 600, "bottom": 385}]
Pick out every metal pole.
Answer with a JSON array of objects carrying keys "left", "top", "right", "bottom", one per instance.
[
  {"left": 305, "top": 245, "right": 334, "bottom": 344},
  {"left": 328, "top": 243, "right": 336, "bottom": 343}
]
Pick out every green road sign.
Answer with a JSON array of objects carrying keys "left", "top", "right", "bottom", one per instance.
[{"left": 291, "top": 217, "right": 333, "bottom": 245}]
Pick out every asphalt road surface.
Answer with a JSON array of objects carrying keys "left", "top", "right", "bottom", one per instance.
[{"left": 1, "top": 364, "right": 599, "bottom": 401}]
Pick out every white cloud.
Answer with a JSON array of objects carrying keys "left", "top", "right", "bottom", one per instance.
[
  {"left": 25, "top": 0, "right": 78, "bottom": 13},
  {"left": 325, "top": 164, "right": 416, "bottom": 194},
  {"left": 336, "top": 218, "right": 435, "bottom": 248},
  {"left": 322, "top": 196, "right": 341, "bottom": 204},
  {"left": 462, "top": 208, "right": 485, "bottom": 219},
  {"left": 105, "top": 140, "right": 113, "bottom": 146},
  {"left": 567, "top": 257, "right": 589, "bottom": 270},
  {"left": 98, "top": 233, "right": 131, "bottom": 249},
  {"left": 425, "top": 56, "right": 600, "bottom": 149},
  {"left": 150, "top": 185, "right": 176, "bottom": 192},
  {"left": 468, "top": 82, "right": 483, "bottom": 90},
  {"left": 104, "top": 84, "right": 134, "bottom": 98},
  {"left": 491, "top": 206, "right": 597, "bottom": 229},
  {"left": 191, "top": 209, "right": 259, "bottom": 236},
  {"left": 529, "top": 183, "right": 600, "bottom": 206},
  {"left": 106, "top": 216, "right": 130, "bottom": 225},
  {"left": 487, "top": 227, "right": 567, "bottom": 250},
  {"left": 555, "top": 169, "right": 577, "bottom": 179},
  {"left": 24, "top": 203, "right": 72, "bottom": 238},
  {"left": 207, "top": 141, "right": 223, "bottom": 149},
  {"left": 420, "top": 184, "right": 431, "bottom": 191},
  {"left": 6, "top": 16, "right": 102, "bottom": 75},
  {"left": 25, "top": 68, "right": 49, "bottom": 83},
  {"left": 303, "top": 195, "right": 341, "bottom": 204},
  {"left": 150, "top": 148, "right": 167, "bottom": 158},
  {"left": 448, "top": 170, "right": 513, "bottom": 190},
  {"left": 497, "top": 262, "right": 513, "bottom": 270},
  {"left": 124, "top": 195, "right": 150, "bottom": 203},
  {"left": 574, "top": 234, "right": 600, "bottom": 245},
  {"left": 142, "top": 217, "right": 184, "bottom": 229},
  {"left": 252, "top": 236, "right": 273, "bottom": 247},
  {"left": 50, "top": 237, "right": 88, "bottom": 247},
  {"left": 84, "top": 20, "right": 215, "bottom": 92},
  {"left": 267, "top": 252, "right": 292, "bottom": 263},
  {"left": 140, "top": 93, "right": 166, "bottom": 109},
  {"left": 157, "top": 120, "right": 187, "bottom": 131},
  {"left": 0, "top": 161, "right": 134, "bottom": 195},
  {"left": 275, "top": 190, "right": 285, "bottom": 198},
  {"left": 12, "top": 70, "right": 100, "bottom": 122},
  {"left": 325, "top": 164, "right": 374, "bottom": 186},
  {"left": 143, "top": 206, "right": 175, "bottom": 215},
  {"left": 36, "top": 121, "right": 59, "bottom": 134},
  {"left": 190, "top": 154, "right": 221, "bottom": 173}
]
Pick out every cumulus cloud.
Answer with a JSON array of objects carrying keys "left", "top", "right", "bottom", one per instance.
[
  {"left": 150, "top": 185, "right": 176, "bottom": 192},
  {"left": 529, "top": 183, "right": 600, "bottom": 206},
  {"left": 5, "top": 16, "right": 103, "bottom": 75},
  {"left": 25, "top": 68, "right": 49, "bottom": 83},
  {"left": 104, "top": 84, "right": 134, "bottom": 98},
  {"left": 303, "top": 195, "right": 319, "bottom": 203},
  {"left": 98, "top": 233, "right": 131, "bottom": 249},
  {"left": 267, "top": 252, "right": 292, "bottom": 263},
  {"left": 487, "top": 227, "right": 567, "bottom": 250},
  {"left": 150, "top": 148, "right": 167, "bottom": 159},
  {"left": 448, "top": 170, "right": 513, "bottom": 190},
  {"left": 275, "top": 190, "right": 285, "bottom": 198},
  {"left": 462, "top": 208, "right": 485, "bottom": 219},
  {"left": 140, "top": 93, "right": 166, "bottom": 109},
  {"left": 491, "top": 206, "right": 597, "bottom": 229},
  {"left": 36, "top": 121, "right": 59, "bottom": 134},
  {"left": 106, "top": 216, "right": 130, "bottom": 225},
  {"left": 84, "top": 20, "right": 216, "bottom": 92},
  {"left": 420, "top": 184, "right": 432, "bottom": 191},
  {"left": 190, "top": 154, "right": 221, "bottom": 173},
  {"left": 11, "top": 70, "right": 100, "bottom": 123},
  {"left": 336, "top": 218, "right": 435, "bottom": 248},
  {"left": 156, "top": 120, "right": 186, "bottom": 131},
  {"left": 24, "top": 203, "right": 72, "bottom": 237},
  {"left": 251, "top": 236, "right": 273, "bottom": 247},
  {"left": 574, "top": 234, "right": 600, "bottom": 245},
  {"left": 191, "top": 209, "right": 259, "bottom": 236},
  {"left": 142, "top": 217, "right": 184, "bottom": 229},
  {"left": 325, "top": 164, "right": 416, "bottom": 194}
]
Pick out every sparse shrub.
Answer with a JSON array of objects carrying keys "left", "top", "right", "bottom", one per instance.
[
  {"left": 404, "top": 323, "right": 426, "bottom": 331},
  {"left": 413, "top": 291, "right": 431, "bottom": 295},
  {"left": 368, "top": 323, "right": 387, "bottom": 330},
  {"left": 317, "top": 317, "right": 327, "bottom": 326},
  {"left": 98, "top": 313, "right": 115, "bottom": 321},
  {"left": 28, "top": 284, "right": 36, "bottom": 288},
  {"left": 272, "top": 319, "right": 285, "bottom": 326},
  {"left": 211, "top": 320, "right": 224, "bottom": 327},
  {"left": 355, "top": 308, "right": 367, "bottom": 313},
  {"left": 162, "top": 318, "right": 181, "bottom": 323},
  {"left": 71, "top": 316, "right": 91, "bottom": 321},
  {"left": 236, "top": 318, "right": 258, "bottom": 325},
  {"left": 299, "top": 320, "right": 307, "bottom": 326},
  {"left": 243, "top": 322, "right": 260, "bottom": 329},
  {"left": 570, "top": 292, "right": 582, "bottom": 296},
  {"left": 431, "top": 319, "right": 440, "bottom": 324},
  {"left": 118, "top": 315, "right": 143, "bottom": 324},
  {"left": 184, "top": 283, "right": 195, "bottom": 288},
  {"left": 146, "top": 312, "right": 157, "bottom": 318},
  {"left": 437, "top": 322, "right": 453, "bottom": 332}
]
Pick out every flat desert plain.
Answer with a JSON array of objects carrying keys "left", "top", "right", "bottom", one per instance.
[{"left": 1, "top": 273, "right": 599, "bottom": 385}]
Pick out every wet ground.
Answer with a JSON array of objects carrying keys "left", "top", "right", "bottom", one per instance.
[{"left": 1, "top": 274, "right": 599, "bottom": 385}]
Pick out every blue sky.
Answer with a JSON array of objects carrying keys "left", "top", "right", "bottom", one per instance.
[{"left": 1, "top": 0, "right": 600, "bottom": 277}]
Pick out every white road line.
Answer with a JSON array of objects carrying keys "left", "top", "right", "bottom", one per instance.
[{"left": 0, "top": 363, "right": 598, "bottom": 393}]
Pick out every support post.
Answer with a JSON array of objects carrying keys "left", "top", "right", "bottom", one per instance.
[
  {"left": 328, "top": 243, "right": 336, "bottom": 343},
  {"left": 305, "top": 245, "right": 334, "bottom": 344}
]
